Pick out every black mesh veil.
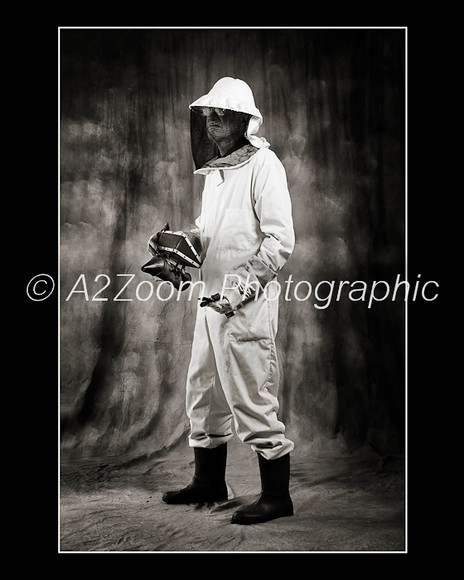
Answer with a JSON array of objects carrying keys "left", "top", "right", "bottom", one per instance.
[
  {"left": 190, "top": 109, "right": 219, "bottom": 171},
  {"left": 190, "top": 108, "right": 254, "bottom": 171}
]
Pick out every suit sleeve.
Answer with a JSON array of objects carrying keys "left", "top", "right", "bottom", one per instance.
[{"left": 225, "top": 150, "right": 295, "bottom": 308}]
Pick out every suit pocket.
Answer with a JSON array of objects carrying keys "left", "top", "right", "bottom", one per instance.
[
  {"left": 217, "top": 208, "right": 258, "bottom": 252},
  {"left": 226, "top": 296, "right": 271, "bottom": 342}
]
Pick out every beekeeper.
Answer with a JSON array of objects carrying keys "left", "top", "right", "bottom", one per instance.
[{"left": 162, "top": 77, "right": 295, "bottom": 525}]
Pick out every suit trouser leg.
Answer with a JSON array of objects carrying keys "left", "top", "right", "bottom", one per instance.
[
  {"left": 197, "top": 299, "right": 294, "bottom": 460},
  {"left": 186, "top": 308, "right": 234, "bottom": 449}
]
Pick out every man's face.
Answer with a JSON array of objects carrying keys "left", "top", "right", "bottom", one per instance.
[{"left": 203, "top": 108, "right": 249, "bottom": 145}]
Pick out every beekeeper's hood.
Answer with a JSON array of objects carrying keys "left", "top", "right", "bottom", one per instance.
[{"left": 189, "top": 77, "right": 269, "bottom": 172}]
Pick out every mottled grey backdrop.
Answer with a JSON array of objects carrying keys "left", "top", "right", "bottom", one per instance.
[{"left": 60, "top": 28, "right": 405, "bottom": 461}]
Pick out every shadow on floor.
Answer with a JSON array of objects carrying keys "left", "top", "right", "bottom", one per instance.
[{"left": 60, "top": 443, "right": 405, "bottom": 552}]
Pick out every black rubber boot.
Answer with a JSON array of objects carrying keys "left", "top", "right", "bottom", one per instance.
[
  {"left": 162, "top": 444, "right": 228, "bottom": 504},
  {"left": 231, "top": 452, "right": 293, "bottom": 524}
]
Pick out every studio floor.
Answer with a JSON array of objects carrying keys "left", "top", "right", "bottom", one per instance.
[{"left": 59, "top": 440, "right": 405, "bottom": 553}]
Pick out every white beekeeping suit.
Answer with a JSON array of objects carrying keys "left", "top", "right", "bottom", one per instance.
[{"left": 163, "top": 77, "right": 295, "bottom": 525}]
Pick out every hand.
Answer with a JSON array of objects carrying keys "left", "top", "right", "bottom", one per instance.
[
  {"left": 147, "top": 223, "right": 170, "bottom": 255},
  {"left": 199, "top": 293, "right": 235, "bottom": 317}
]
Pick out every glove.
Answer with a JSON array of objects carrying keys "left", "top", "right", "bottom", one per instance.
[
  {"left": 200, "top": 293, "right": 235, "bottom": 317},
  {"left": 221, "top": 276, "right": 259, "bottom": 312},
  {"left": 147, "top": 226, "right": 166, "bottom": 256}
]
